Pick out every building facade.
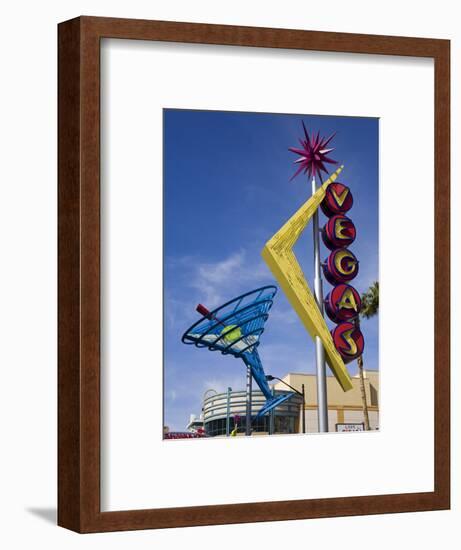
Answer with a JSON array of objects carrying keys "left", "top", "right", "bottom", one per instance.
[
  {"left": 202, "top": 389, "right": 302, "bottom": 436},
  {"left": 273, "top": 370, "right": 379, "bottom": 432},
  {"left": 198, "top": 369, "right": 379, "bottom": 436}
]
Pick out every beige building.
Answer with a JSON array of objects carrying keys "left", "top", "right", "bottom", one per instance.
[{"left": 273, "top": 369, "right": 379, "bottom": 432}]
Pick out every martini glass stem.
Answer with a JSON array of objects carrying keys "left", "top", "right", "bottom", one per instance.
[{"left": 312, "top": 176, "right": 329, "bottom": 432}]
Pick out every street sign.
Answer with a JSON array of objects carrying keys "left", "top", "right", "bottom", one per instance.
[{"left": 336, "top": 423, "right": 365, "bottom": 432}]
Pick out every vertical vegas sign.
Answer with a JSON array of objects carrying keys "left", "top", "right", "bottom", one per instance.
[{"left": 321, "top": 182, "right": 365, "bottom": 364}]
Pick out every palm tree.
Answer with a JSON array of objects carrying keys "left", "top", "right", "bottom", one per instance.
[
  {"left": 361, "top": 281, "right": 379, "bottom": 319},
  {"left": 357, "top": 282, "right": 379, "bottom": 430}
]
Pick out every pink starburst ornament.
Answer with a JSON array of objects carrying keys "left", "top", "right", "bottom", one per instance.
[{"left": 289, "top": 121, "right": 338, "bottom": 181}]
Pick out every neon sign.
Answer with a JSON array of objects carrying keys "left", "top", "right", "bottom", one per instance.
[
  {"left": 325, "top": 283, "right": 361, "bottom": 323},
  {"left": 322, "top": 214, "right": 356, "bottom": 250},
  {"left": 321, "top": 182, "right": 353, "bottom": 216},
  {"left": 321, "top": 183, "right": 364, "bottom": 363}
]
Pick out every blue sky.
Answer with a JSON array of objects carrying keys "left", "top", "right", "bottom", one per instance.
[{"left": 163, "top": 109, "right": 379, "bottom": 431}]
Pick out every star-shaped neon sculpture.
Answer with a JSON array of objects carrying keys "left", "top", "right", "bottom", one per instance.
[{"left": 289, "top": 122, "right": 338, "bottom": 181}]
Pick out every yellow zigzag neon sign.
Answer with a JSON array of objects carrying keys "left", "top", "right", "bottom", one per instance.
[{"left": 261, "top": 165, "right": 353, "bottom": 392}]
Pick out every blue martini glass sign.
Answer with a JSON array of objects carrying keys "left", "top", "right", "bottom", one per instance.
[{"left": 182, "top": 286, "right": 294, "bottom": 433}]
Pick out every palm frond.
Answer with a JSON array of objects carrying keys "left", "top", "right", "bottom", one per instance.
[{"left": 360, "top": 281, "right": 379, "bottom": 319}]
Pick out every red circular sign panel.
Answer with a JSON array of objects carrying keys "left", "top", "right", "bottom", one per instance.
[
  {"left": 323, "top": 248, "right": 359, "bottom": 285},
  {"left": 325, "top": 284, "right": 361, "bottom": 323},
  {"left": 322, "top": 214, "right": 356, "bottom": 250},
  {"left": 331, "top": 322, "right": 364, "bottom": 363},
  {"left": 321, "top": 182, "right": 353, "bottom": 217}
]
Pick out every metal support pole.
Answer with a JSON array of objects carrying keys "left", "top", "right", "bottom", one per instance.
[
  {"left": 269, "top": 386, "right": 275, "bottom": 435},
  {"left": 301, "top": 383, "right": 306, "bottom": 434},
  {"left": 312, "top": 176, "right": 329, "bottom": 432},
  {"left": 226, "top": 386, "right": 232, "bottom": 437},
  {"left": 245, "top": 365, "right": 252, "bottom": 436}
]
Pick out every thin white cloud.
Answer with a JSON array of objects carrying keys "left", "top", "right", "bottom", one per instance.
[
  {"left": 188, "top": 249, "right": 270, "bottom": 308},
  {"left": 167, "top": 389, "right": 178, "bottom": 402}
]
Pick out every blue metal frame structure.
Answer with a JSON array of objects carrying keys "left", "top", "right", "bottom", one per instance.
[{"left": 182, "top": 286, "right": 294, "bottom": 418}]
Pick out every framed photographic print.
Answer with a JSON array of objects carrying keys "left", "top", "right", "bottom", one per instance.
[{"left": 58, "top": 16, "right": 450, "bottom": 532}]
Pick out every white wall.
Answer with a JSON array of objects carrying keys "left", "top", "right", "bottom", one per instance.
[{"left": 0, "top": 1, "right": 458, "bottom": 548}]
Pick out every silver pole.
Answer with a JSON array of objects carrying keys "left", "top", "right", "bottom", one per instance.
[
  {"left": 245, "top": 365, "right": 252, "bottom": 436},
  {"left": 226, "top": 386, "right": 232, "bottom": 436},
  {"left": 312, "top": 176, "right": 329, "bottom": 432}
]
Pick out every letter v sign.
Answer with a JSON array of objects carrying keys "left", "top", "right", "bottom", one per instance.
[
  {"left": 261, "top": 165, "right": 353, "bottom": 392},
  {"left": 331, "top": 186, "right": 350, "bottom": 207}
]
